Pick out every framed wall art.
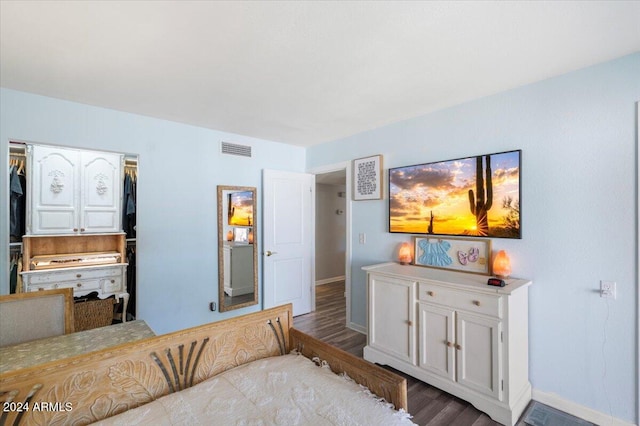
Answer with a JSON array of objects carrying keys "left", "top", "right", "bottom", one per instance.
[
  {"left": 413, "top": 236, "right": 492, "bottom": 275},
  {"left": 227, "top": 190, "right": 254, "bottom": 226},
  {"left": 389, "top": 150, "right": 521, "bottom": 238},
  {"left": 353, "top": 154, "right": 383, "bottom": 201}
]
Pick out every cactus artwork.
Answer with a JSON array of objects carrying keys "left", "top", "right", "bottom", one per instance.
[
  {"left": 389, "top": 150, "right": 519, "bottom": 238},
  {"left": 468, "top": 155, "right": 492, "bottom": 236}
]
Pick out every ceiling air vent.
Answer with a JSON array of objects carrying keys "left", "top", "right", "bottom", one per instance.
[{"left": 221, "top": 141, "right": 252, "bottom": 158}]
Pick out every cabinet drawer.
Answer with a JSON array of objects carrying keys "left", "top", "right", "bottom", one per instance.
[
  {"left": 26, "top": 267, "right": 121, "bottom": 284},
  {"left": 419, "top": 283, "right": 502, "bottom": 318},
  {"left": 29, "top": 278, "right": 101, "bottom": 293},
  {"left": 101, "top": 276, "right": 124, "bottom": 294}
]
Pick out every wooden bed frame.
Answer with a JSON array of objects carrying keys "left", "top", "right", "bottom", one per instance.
[{"left": 0, "top": 304, "right": 406, "bottom": 425}]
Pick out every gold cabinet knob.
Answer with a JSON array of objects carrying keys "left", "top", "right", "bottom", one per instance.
[
  {"left": 427, "top": 291, "right": 435, "bottom": 297},
  {"left": 455, "top": 344, "right": 462, "bottom": 350},
  {"left": 406, "top": 320, "right": 413, "bottom": 326},
  {"left": 473, "top": 300, "right": 481, "bottom": 306},
  {"left": 111, "top": 280, "right": 115, "bottom": 283},
  {"left": 76, "top": 274, "right": 82, "bottom": 278},
  {"left": 446, "top": 341, "right": 453, "bottom": 347},
  {"left": 77, "top": 283, "right": 82, "bottom": 287},
  {"left": 73, "top": 228, "right": 78, "bottom": 232}
]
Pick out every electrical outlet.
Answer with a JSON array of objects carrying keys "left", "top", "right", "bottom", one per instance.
[
  {"left": 600, "top": 281, "right": 616, "bottom": 299},
  {"left": 359, "top": 233, "right": 366, "bottom": 244}
]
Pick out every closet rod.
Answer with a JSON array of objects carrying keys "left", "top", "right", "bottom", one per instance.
[{"left": 9, "top": 152, "right": 26, "bottom": 157}]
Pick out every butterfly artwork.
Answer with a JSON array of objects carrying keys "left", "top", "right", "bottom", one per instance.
[{"left": 457, "top": 247, "right": 479, "bottom": 266}]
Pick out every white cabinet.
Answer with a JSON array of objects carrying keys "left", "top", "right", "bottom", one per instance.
[
  {"left": 363, "top": 263, "right": 531, "bottom": 426},
  {"left": 223, "top": 243, "right": 254, "bottom": 297},
  {"left": 27, "top": 144, "right": 123, "bottom": 235}
]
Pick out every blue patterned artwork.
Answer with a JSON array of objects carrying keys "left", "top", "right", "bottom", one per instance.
[{"left": 417, "top": 239, "right": 453, "bottom": 267}]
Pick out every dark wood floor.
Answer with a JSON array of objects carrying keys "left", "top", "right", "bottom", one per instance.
[{"left": 294, "top": 281, "right": 504, "bottom": 426}]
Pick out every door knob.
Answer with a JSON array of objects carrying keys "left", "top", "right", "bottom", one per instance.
[{"left": 266, "top": 250, "right": 278, "bottom": 257}]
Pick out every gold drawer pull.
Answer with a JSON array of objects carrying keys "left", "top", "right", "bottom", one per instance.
[
  {"left": 406, "top": 320, "right": 413, "bottom": 326},
  {"left": 76, "top": 283, "right": 82, "bottom": 287},
  {"left": 455, "top": 344, "right": 462, "bottom": 350},
  {"left": 446, "top": 341, "right": 453, "bottom": 347},
  {"left": 80, "top": 228, "right": 85, "bottom": 232},
  {"left": 76, "top": 274, "right": 82, "bottom": 278},
  {"left": 427, "top": 291, "right": 435, "bottom": 297},
  {"left": 73, "top": 228, "right": 78, "bottom": 232},
  {"left": 111, "top": 280, "right": 115, "bottom": 283},
  {"left": 473, "top": 300, "right": 481, "bottom": 306}
]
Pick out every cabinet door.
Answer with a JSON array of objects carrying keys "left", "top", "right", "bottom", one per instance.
[
  {"left": 369, "top": 275, "right": 416, "bottom": 364},
  {"left": 29, "top": 145, "right": 80, "bottom": 234},
  {"left": 229, "top": 245, "right": 254, "bottom": 296},
  {"left": 418, "top": 302, "right": 455, "bottom": 380},
  {"left": 456, "top": 311, "right": 502, "bottom": 400},
  {"left": 80, "top": 151, "right": 123, "bottom": 233}
]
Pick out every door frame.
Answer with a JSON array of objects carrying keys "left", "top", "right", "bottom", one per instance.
[{"left": 308, "top": 161, "right": 356, "bottom": 330}]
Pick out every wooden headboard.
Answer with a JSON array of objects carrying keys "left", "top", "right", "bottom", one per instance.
[{"left": 0, "top": 305, "right": 292, "bottom": 425}]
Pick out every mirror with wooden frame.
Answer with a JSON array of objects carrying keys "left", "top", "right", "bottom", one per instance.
[{"left": 217, "top": 185, "right": 257, "bottom": 312}]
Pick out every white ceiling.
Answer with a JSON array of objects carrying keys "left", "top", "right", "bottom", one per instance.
[{"left": 1, "top": 1, "right": 639, "bottom": 147}]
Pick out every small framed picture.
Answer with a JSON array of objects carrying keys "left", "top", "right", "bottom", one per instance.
[
  {"left": 233, "top": 227, "right": 248, "bottom": 243},
  {"left": 413, "top": 236, "right": 492, "bottom": 275},
  {"left": 353, "top": 154, "right": 383, "bottom": 201}
]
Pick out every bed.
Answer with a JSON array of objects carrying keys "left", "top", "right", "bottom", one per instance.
[{"left": 0, "top": 304, "right": 411, "bottom": 425}]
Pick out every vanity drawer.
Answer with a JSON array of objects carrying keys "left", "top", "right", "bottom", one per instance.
[
  {"left": 101, "top": 276, "right": 124, "bottom": 294},
  {"left": 418, "top": 282, "right": 502, "bottom": 318},
  {"left": 26, "top": 266, "right": 121, "bottom": 284},
  {"left": 29, "top": 278, "right": 101, "bottom": 293}
]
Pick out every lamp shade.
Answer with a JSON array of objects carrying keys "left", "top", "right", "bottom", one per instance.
[
  {"left": 399, "top": 243, "right": 412, "bottom": 265},
  {"left": 493, "top": 250, "right": 511, "bottom": 278}
]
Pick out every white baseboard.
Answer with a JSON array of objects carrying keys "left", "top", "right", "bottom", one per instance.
[
  {"left": 348, "top": 321, "right": 367, "bottom": 335},
  {"left": 532, "top": 389, "right": 637, "bottom": 426},
  {"left": 315, "top": 276, "right": 345, "bottom": 286}
]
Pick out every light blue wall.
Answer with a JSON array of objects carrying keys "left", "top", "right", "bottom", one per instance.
[
  {"left": 0, "top": 88, "right": 306, "bottom": 334},
  {"left": 308, "top": 53, "right": 640, "bottom": 423}
]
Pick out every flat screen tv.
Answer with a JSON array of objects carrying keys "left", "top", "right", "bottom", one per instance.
[
  {"left": 389, "top": 150, "right": 521, "bottom": 238},
  {"left": 227, "top": 191, "right": 254, "bottom": 226}
]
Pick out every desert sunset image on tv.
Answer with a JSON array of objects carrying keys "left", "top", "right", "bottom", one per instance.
[
  {"left": 389, "top": 150, "right": 521, "bottom": 238},
  {"left": 228, "top": 191, "right": 254, "bottom": 226}
]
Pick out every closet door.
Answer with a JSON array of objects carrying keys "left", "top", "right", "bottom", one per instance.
[
  {"left": 80, "top": 151, "right": 123, "bottom": 233},
  {"left": 28, "top": 145, "right": 80, "bottom": 235}
]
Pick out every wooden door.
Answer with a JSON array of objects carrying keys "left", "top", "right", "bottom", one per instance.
[{"left": 263, "top": 169, "right": 314, "bottom": 316}]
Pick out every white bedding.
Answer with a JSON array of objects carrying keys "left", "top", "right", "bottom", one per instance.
[{"left": 93, "top": 353, "right": 415, "bottom": 426}]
